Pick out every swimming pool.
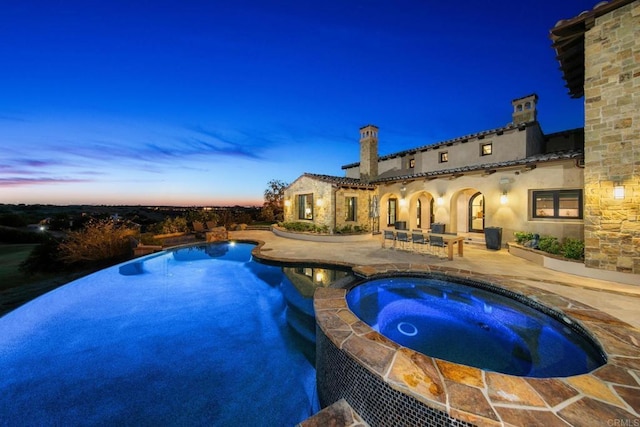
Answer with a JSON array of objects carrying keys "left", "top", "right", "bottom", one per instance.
[
  {"left": 346, "top": 276, "right": 606, "bottom": 377},
  {"left": 0, "top": 242, "right": 348, "bottom": 425}
]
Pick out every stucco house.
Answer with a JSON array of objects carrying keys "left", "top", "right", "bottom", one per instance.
[
  {"left": 284, "top": 0, "right": 638, "bottom": 278},
  {"left": 285, "top": 95, "right": 585, "bottom": 244}
]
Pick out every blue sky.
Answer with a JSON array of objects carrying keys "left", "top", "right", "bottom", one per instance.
[{"left": 1, "top": 0, "right": 595, "bottom": 206}]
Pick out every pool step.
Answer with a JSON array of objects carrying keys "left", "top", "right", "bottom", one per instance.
[{"left": 297, "top": 398, "right": 368, "bottom": 427}]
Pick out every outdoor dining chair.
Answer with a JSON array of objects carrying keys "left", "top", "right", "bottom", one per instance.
[
  {"left": 411, "top": 232, "right": 428, "bottom": 253},
  {"left": 429, "top": 234, "right": 446, "bottom": 256},
  {"left": 396, "top": 231, "right": 410, "bottom": 250},
  {"left": 382, "top": 230, "right": 396, "bottom": 248}
]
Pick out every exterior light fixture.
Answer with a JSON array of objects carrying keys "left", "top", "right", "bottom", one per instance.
[
  {"left": 614, "top": 183, "right": 625, "bottom": 200},
  {"left": 316, "top": 198, "right": 323, "bottom": 207},
  {"left": 436, "top": 195, "right": 444, "bottom": 205},
  {"left": 284, "top": 199, "right": 291, "bottom": 207},
  {"left": 500, "top": 191, "right": 508, "bottom": 205},
  {"left": 400, "top": 185, "right": 407, "bottom": 198}
]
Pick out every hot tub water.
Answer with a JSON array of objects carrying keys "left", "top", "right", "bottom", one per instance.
[{"left": 347, "top": 276, "right": 606, "bottom": 378}]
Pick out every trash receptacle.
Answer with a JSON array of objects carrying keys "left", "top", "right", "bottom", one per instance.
[
  {"left": 431, "top": 223, "right": 445, "bottom": 234},
  {"left": 484, "top": 227, "right": 503, "bottom": 250},
  {"left": 395, "top": 221, "right": 407, "bottom": 230}
]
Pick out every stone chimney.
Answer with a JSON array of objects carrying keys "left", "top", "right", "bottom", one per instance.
[
  {"left": 512, "top": 94, "right": 538, "bottom": 124},
  {"left": 359, "top": 125, "right": 378, "bottom": 183}
]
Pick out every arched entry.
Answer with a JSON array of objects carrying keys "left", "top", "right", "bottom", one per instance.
[{"left": 469, "top": 192, "right": 484, "bottom": 232}]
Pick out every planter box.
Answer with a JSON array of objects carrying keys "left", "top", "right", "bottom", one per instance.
[
  {"left": 508, "top": 243, "right": 639, "bottom": 286},
  {"left": 272, "top": 226, "right": 373, "bottom": 243}
]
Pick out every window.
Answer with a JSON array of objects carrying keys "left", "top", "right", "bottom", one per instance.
[
  {"left": 532, "top": 190, "right": 582, "bottom": 219},
  {"left": 345, "top": 197, "right": 357, "bottom": 221},
  {"left": 416, "top": 199, "right": 422, "bottom": 228},
  {"left": 481, "top": 143, "right": 492, "bottom": 156},
  {"left": 387, "top": 198, "right": 397, "bottom": 226},
  {"left": 409, "top": 158, "right": 415, "bottom": 168},
  {"left": 298, "top": 194, "right": 313, "bottom": 220},
  {"left": 439, "top": 152, "right": 448, "bottom": 163},
  {"left": 429, "top": 198, "right": 435, "bottom": 225}
]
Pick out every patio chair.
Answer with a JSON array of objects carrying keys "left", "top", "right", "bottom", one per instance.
[
  {"left": 382, "top": 230, "right": 396, "bottom": 248},
  {"left": 396, "top": 231, "right": 410, "bottom": 250},
  {"left": 429, "top": 234, "right": 446, "bottom": 257},
  {"left": 411, "top": 232, "right": 428, "bottom": 254}
]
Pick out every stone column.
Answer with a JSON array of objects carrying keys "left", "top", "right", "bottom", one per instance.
[{"left": 583, "top": 1, "right": 639, "bottom": 274}]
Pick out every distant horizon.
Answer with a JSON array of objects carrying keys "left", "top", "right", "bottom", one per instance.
[
  {"left": 1, "top": 202, "right": 264, "bottom": 209},
  {"left": 1, "top": 1, "right": 596, "bottom": 206}
]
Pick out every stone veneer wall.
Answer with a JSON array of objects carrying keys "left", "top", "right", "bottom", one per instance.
[
  {"left": 284, "top": 177, "right": 334, "bottom": 230},
  {"left": 334, "top": 188, "right": 375, "bottom": 231},
  {"left": 583, "top": 1, "right": 640, "bottom": 274}
]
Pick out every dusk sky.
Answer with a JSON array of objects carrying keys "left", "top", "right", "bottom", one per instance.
[{"left": 1, "top": 1, "right": 595, "bottom": 206}]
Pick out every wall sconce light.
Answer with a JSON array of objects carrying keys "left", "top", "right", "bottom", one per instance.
[
  {"left": 500, "top": 191, "right": 508, "bottom": 205},
  {"left": 436, "top": 195, "right": 444, "bottom": 205},
  {"left": 400, "top": 185, "right": 407, "bottom": 199},
  {"left": 613, "top": 183, "right": 625, "bottom": 200},
  {"left": 316, "top": 198, "right": 323, "bottom": 207},
  {"left": 399, "top": 198, "right": 407, "bottom": 207},
  {"left": 284, "top": 199, "right": 291, "bottom": 207}
]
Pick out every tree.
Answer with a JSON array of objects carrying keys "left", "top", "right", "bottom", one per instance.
[{"left": 261, "top": 179, "right": 288, "bottom": 222}]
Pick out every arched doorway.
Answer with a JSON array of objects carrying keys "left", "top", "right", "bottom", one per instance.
[{"left": 469, "top": 192, "right": 484, "bottom": 232}]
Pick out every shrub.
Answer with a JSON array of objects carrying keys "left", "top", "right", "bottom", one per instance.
[
  {"left": 538, "top": 236, "right": 561, "bottom": 255},
  {"left": 335, "top": 224, "right": 369, "bottom": 234},
  {"left": 155, "top": 216, "right": 189, "bottom": 234},
  {"left": 513, "top": 231, "right": 534, "bottom": 245},
  {"left": 354, "top": 224, "right": 369, "bottom": 233},
  {"left": 139, "top": 232, "right": 162, "bottom": 246},
  {"left": 335, "top": 224, "right": 353, "bottom": 234},
  {"left": 280, "top": 221, "right": 318, "bottom": 233},
  {"left": 58, "top": 219, "right": 137, "bottom": 266},
  {"left": 561, "top": 238, "right": 584, "bottom": 260}
]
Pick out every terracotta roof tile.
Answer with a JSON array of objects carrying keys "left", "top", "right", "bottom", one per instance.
[
  {"left": 342, "top": 122, "right": 532, "bottom": 169},
  {"left": 372, "top": 150, "right": 584, "bottom": 183},
  {"left": 302, "top": 173, "right": 377, "bottom": 189},
  {"left": 550, "top": 0, "right": 636, "bottom": 98}
]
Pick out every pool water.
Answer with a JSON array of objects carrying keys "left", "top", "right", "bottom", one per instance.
[
  {"left": 0, "top": 243, "right": 343, "bottom": 425},
  {"left": 347, "top": 277, "right": 606, "bottom": 377}
]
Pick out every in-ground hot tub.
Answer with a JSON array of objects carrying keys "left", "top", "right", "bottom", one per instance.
[
  {"left": 346, "top": 276, "right": 606, "bottom": 378},
  {"left": 315, "top": 269, "right": 638, "bottom": 426}
]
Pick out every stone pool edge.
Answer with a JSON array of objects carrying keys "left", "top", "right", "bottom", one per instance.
[{"left": 314, "top": 264, "right": 640, "bottom": 427}]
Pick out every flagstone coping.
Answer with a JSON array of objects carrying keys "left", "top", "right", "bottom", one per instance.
[{"left": 314, "top": 263, "right": 640, "bottom": 427}]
